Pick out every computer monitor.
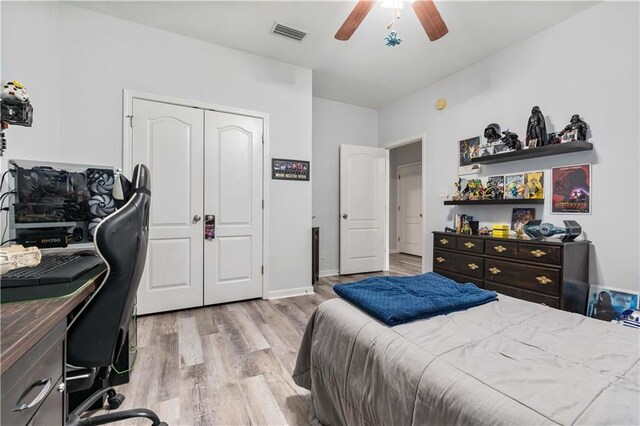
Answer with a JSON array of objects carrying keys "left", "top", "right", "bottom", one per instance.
[{"left": 7, "top": 159, "right": 119, "bottom": 248}]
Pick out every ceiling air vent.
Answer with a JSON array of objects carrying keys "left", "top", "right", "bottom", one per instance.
[{"left": 270, "top": 21, "right": 308, "bottom": 42}]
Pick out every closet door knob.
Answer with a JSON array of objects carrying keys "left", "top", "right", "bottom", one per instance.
[
  {"left": 193, "top": 215, "right": 202, "bottom": 222},
  {"left": 342, "top": 214, "right": 348, "bottom": 219}
]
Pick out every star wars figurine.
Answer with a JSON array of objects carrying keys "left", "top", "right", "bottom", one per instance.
[
  {"left": 525, "top": 106, "right": 548, "bottom": 147},
  {"left": 483, "top": 123, "right": 502, "bottom": 144},
  {"left": 501, "top": 129, "right": 522, "bottom": 151},
  {"left": 558, "top": 114, "right": 588, "bottom": 142}
]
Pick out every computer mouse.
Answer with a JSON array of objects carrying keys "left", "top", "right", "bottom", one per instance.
[{"left": 74, "top": 250, "right": 98, "bottom": 257}]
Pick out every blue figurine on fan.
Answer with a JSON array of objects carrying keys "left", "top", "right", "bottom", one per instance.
[{"left": 385, "top": 31, "right": 402, "bottom": 47}]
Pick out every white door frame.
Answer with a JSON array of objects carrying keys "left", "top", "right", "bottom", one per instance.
[
  {"left": 122, "top": 90, "right": 271, "bottom": 299},
  {"left": 383, "top": 132, "right": 427, "bottom": 272},
  {"left": 396, "top": 161, "right": 422, "bottom": 256}
]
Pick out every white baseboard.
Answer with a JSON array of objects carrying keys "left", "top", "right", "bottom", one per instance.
[
  {"left": 389, "top": 248, "right": 398, "bottom": 254},
  {"left": 319, "top": 269, "right": 339, "bottom": 278},
  {"left": 265, "top": 286, "right": 315, "bottom": 300}
]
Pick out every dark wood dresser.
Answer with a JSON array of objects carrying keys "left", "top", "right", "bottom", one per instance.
[{"left": 432, "top": 231, "right": 590, "bottom": 313}]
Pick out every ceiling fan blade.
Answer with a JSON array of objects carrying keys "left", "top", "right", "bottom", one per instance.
[
  {"left": 411, "top": 0, "right": 449, "bottom": 41},
  {"left": 335, "top": 0, "right": 376, "bottom": 41}
]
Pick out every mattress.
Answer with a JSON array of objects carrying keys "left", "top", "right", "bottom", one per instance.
[{"left": 293, "top": 294, "right": 640, "bottom": 425}]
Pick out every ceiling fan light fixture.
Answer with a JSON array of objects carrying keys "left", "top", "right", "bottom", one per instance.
[{"left": 381, "top": 0, "right": 405, "bottom": 10}]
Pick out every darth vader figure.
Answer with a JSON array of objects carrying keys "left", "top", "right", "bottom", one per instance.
[{"left": 526, "top": 106, "right": 548, "bottom": 147}]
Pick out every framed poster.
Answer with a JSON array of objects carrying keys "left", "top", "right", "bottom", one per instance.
[
  {"left": 458, "top": 137, "right": 481, "bottom": 175},
  {"left": 552, "top": 164, "right": 591, "bottom": 214},
  {"left": 586, "top": 285, "right": 639, "bottom": 321},
  {"left": 272, "top": 158, "right": 310, "bottom": 181}
]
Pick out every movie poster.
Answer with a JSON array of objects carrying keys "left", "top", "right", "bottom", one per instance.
[
  {"left": 552, "top": 164, "right": 591, "bottom": 214},
  {"left": 458, "top": 137, "right": 481, "bottom": 175}
]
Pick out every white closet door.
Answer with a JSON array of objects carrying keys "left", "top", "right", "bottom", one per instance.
[
  {"left": 340, "top": 144, "right": 387, "bottom": 275},
  {"left": 131, "top": 99, "right": 204, "bottom": 315},
  {"left": 204, "top": 111, "right": 263, "bottom": 305},
  {"left": 398, "top": 163, "right": 422, "bottom": 256}
]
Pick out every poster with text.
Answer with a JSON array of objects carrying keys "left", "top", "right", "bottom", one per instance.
[{"left": 552, "top": 164, "right": 591, "bottom": 214}]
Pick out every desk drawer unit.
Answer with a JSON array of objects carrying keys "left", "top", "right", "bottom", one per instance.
[
  {"left": 1, "top": 321, "right": 65, "bottom": 426},
  {"left": 432, "top": 232, "right": 590, "bottom": 313},
  {"left": 433, "top": 250, "right": 484, "bottom": 279},
  {"left": 456, "top": 237, "right": 484, "bottom": 254},
  {"left": 485, "top": 240, "right": 518, "bottom": 259},
  {"left": 485, "top": 259, "right": 560, "bottom": 296},
  {"left": 518, "top": 243, "right": 562, "bottom": 265},
  {"left": 485, "top": 281, "right": 560, "bottom": 308},
  {"left": 435, "top": 235, "right": 456, "bottom": 249}
]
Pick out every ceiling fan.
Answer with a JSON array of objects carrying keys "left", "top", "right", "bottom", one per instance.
[{"left": 335, "top": 0, "right": 448, "bottom": 42}]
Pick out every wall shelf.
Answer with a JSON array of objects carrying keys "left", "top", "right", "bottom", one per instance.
[
  {"left": 470, "top": 141, "right": 593, "bottom": 165},
  {"left": 444, "top": 199, "right": 544, "bottom": 206}
]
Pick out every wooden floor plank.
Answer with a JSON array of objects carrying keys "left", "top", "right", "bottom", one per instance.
[{"left": 112, "top": 254, "right": 421, "bottom": 425}]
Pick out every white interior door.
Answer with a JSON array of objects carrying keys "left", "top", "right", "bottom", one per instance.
[
  {"left": 340, "top": 144, "right": 387, "bottom": 275},
  {"left": 204, "top": 111, "right": 263, "bottom": 305},
  {"left": 131, "top": 99, "right": 204, "bottom": 315},
  {"left": 398, "top": 163, "right": 422, "bottom": 256}
]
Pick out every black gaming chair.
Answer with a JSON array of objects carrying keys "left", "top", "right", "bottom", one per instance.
[{"left": 66, "top": 164, "right": 166, "bottom": 426}]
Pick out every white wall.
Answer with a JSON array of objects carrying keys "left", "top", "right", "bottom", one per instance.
[
  {"left": 389, "top": 141, "right": 422, "bottom": 252},
  {"left": 378, "top": 2, "right": 640, "bottom": 292},
  {"left": 312, "top": 97, "right": 378, "bottom": 276},
  {"left": 1, "top": 1, "right": 313, "bottom": 297}
]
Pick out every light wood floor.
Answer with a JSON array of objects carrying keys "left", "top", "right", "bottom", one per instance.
[{"left": 115, "top": 253, "right": 422, "bottom": 425}]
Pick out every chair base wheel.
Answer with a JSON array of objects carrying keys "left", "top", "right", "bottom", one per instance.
[{"left": 107, "top": 394, "right": 125, "bottom": 409}]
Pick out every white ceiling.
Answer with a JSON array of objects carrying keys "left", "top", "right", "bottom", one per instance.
[{"left": 70, "top": 1, "right": 597, "bottom": 109}]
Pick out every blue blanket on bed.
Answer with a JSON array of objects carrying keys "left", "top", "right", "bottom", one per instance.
[{"left": 333, "top": 272, "right": 497, "bottom": 326}]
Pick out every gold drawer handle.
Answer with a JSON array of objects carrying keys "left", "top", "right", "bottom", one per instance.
[
  {"left": 530, "top": 249, "right": 547, "bottom": 258},
  {"left": 494, "top": 245, "right": 507, "bottom": 253},
  {"left": 436, "top": 257, "right": 445, "bottom": 263},
  {"left": 464, "top": 242, "right": 475, "bottom": 248},
  {"left": 536, "top": 276, "right": 552, "bottom": 285},
  {"left": 489, "top": 267, "right": 501, "bottom": 275},
  {"left": 439, "top": 239, "right": 449, "bottom": 245},
  {"left": 468, "top": 263, "right": 479, "bottom": 270}
]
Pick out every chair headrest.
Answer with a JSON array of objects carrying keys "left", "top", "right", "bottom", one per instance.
[{"left": 131, "top": 163, "right": 151, "bottom": 195}]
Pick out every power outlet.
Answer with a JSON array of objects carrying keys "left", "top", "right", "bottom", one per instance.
[
  {"left": 320, "top": 250, "right": 326, "bottom": 260},
  {"left": 439, "top": 187, "right": 449, "bottom": 198}
]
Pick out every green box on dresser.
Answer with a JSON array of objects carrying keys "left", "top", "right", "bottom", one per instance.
[{"left": 432, "top": 231, "right": 591, "bottom": 314}]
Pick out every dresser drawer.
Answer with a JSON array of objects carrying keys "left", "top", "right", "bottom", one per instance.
[
  {"left": 434, "top": 250, "right": 484, "bottom": 279},
  {"left": 434, "top": 267, "right": 483, "bottom": 288},
  {"left": 434, "top": 234, "right": 456, "bottom": 249},
  {"left": 485, "top": 240, "right": 518, "bottom": 259},
  {"left": 485, "top": 281, "right": 560, "bottom": 308},
  {"left": 1, "top": 322, "right": 65, "bottom": 426},
  {"left": 457, "top": 237, "right": 484, "bottom": 254},
  {"left": 484, "top": 259, "right": 560, "bottom": 296},
  {"left": 518, "top": 243, "right": 562, "bottom": 265}
]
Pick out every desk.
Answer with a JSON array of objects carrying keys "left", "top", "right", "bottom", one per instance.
[{"left": 1, "top": 270, "right": 105, "bottom": 426}]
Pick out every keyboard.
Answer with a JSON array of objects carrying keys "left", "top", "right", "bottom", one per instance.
[{"left": 1, "top": 253, "right": 105, "bottom": 288}]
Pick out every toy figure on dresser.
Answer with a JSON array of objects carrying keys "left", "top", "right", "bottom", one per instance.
[
  {"left": 478, "top": 226, "right": 491, "bottom": 236},
  {"left": 501, "top": 130, "right": 522, "bottom": 151},
  {"left": 524, "top": 219, "right": 582, "bottom": 242},
  {"left": 461, "top": 219, "right": 472, "bottom": 235},
  {"left": 558, "top": 114, "right": 588, "bottom": 142},
  {"left": 525, "top": 106, "right": 548, "bottom": 147}
]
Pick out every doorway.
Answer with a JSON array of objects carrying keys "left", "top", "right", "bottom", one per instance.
[
  {"left": 124, "top": 93, "right": 266, "bottom": 315},
  {"left": 389, "top": 141, "right": 423, "bottom": 258}
]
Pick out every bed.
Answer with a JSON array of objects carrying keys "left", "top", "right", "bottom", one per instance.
[{"left": 293, "top": 291, "right": 640, "bottom": 425}]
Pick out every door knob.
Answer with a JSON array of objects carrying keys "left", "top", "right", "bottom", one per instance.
[
  {"left": 193, "top": 215, "right": 202, "bottom": 222},
  {"left": 342, "top": 214, "right": 348, "bottom": 219}
]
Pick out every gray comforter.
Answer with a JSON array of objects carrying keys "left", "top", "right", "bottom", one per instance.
[{"left": 293, "top": 295, "right": 640, "bottom": 425}]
